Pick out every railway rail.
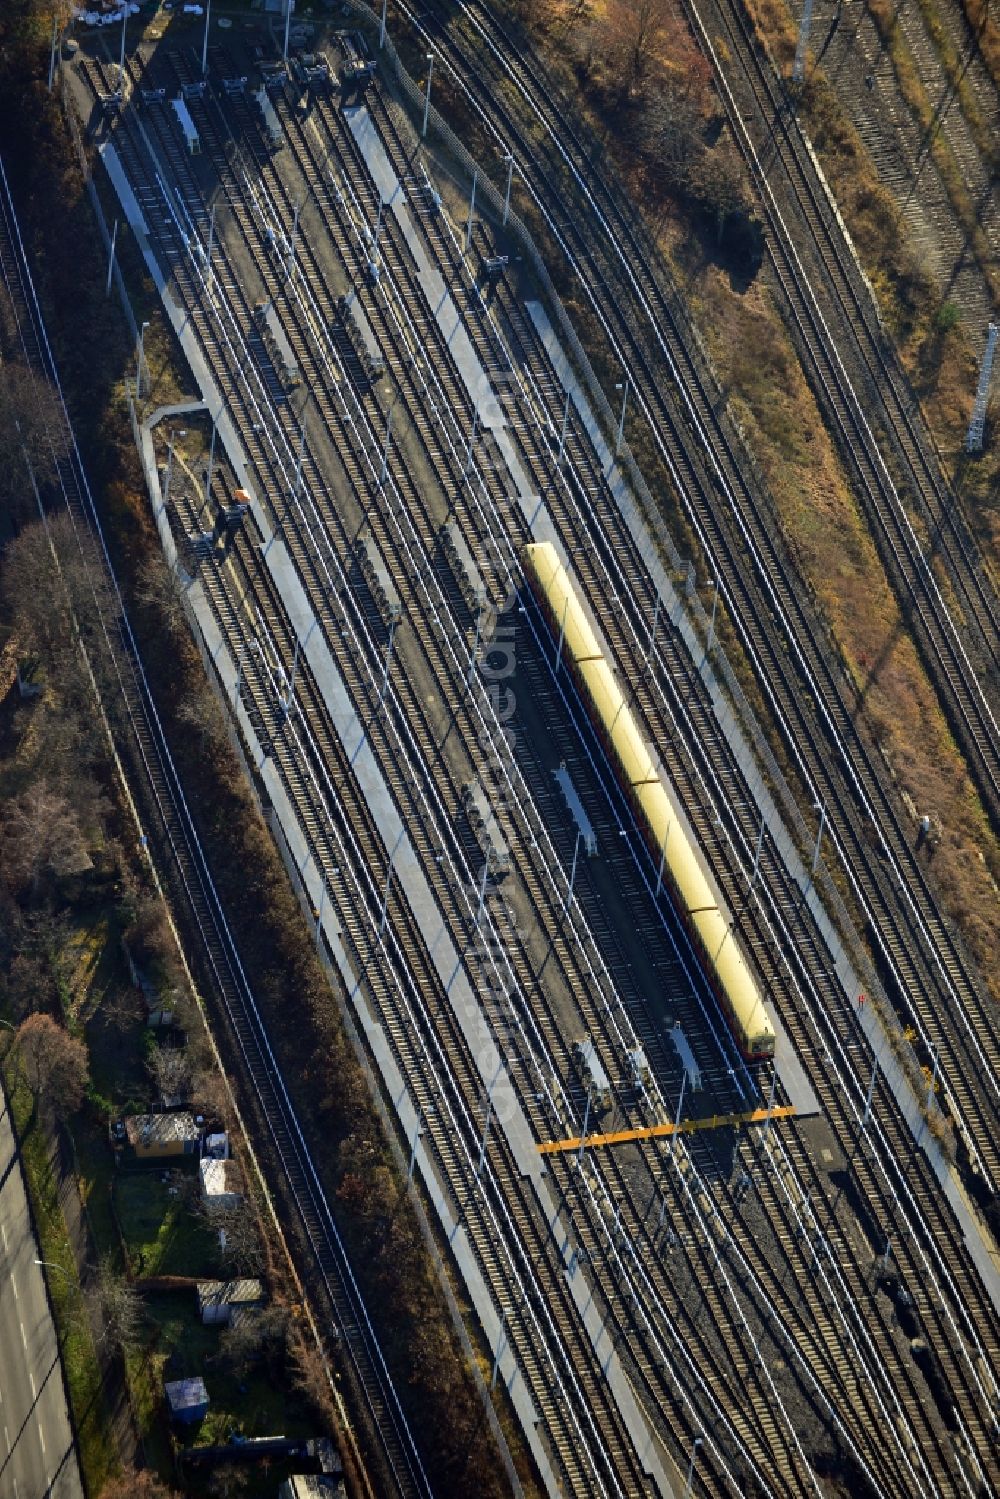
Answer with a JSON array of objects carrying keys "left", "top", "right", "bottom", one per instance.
[
  {"left": 0, "top": 147, "right": 427, "bottom": 1499},
  {"left": 86, "top": 43, "right": 881, "bottom": 1487},
  {"left": 385, "top": 0, "right": 1000, "bottom": 1206},
  {"left": 76, "top": 32, "right": 1000, "bottom": 1487}
]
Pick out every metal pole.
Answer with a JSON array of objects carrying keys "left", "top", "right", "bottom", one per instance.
[
  {"left": 862, "top": 1059, "right": 877, "bottom": 1129},
  {"left": 201, "top": 0, "right": 212, "bottom": 76},
  {"left": 706, "top": 579, "right": 718, "bottom": 654},
  {"left": 811, "top": 801, "right": 826, "bottom": 875},
  {"left": 205, "top": 413, "right": 218, "bottom": 509},
  {"left": 683, "top": 1437, "right": 703, "bottom": 1498},
  {"left": 119, "top": 3, "right": 126, "bottom": 76},
  {"left": 163, "top": 433, "right": 175, "bottom": 509},
  {"left": 287, "top": 202, "right": 300, "bottom": 279},
  {"left": 465, "top": 169, "right": 478, "bottom": 252},
  {"left": 378, "top": 851, "right": 394, "bottom": 939},
  {"left": 380, "top": 618, "right": 397, "bottom": 698},
  {"left": 467, "top": 603, "right": 482, "bottom": 684},
  {"left": 647, "top": 592, "right": 661, "bottom": 662},
  {"left": 315, "top": 872, "right": 326, "bottom": 943},
  {"left": 615, "top": 375, "right": 629, "bottom": 455},
  {"left": 475, "top": 861, "right": 489, "bottom": 926},
  {"left": 557, "top": 390, "right": 570, "bottom": 465},
  {"left": 655, "top": 821, "right": 670, "bottom": 897},
  {"left": 206, "top": 202, "right": 216, "bottom": 296},
  {"left": 577, "top": 1088, "right": 592, "bottom": 1166},
  {"left": 752, "top": 814, "right": 765, "bottom": 886},
  {"left": 477, "top": 1089, "right": 493, "bottom": 1174},
  {"left": 48, "top": 16, "right": 59, "bottom": 92},
  {"left": 422, "top": 54, "right": 434, "bottom": 137},
  {"left": 881, "top": 1237, "right": 892, "bottom": 1272},
  {"left": 105, "top": 217, "right": 118, "bottom": 298},
  {"left": 926, "top": 1045, "right": 939, "bottom": 1111},
  {"left": 135, "top": 321, "right": 150, "bottom": 400},
  {"left": 287, "top": 635, "right": 300, "bottom": 708},
  {"left": 763, "top": 1066, "right": 777, "bottom": 1144},
  {"left": 491, "top": 1307, "right": 507, "bottom": 1389},
  {"left": 283, "top": 0, "right": 294, "bottom": 63},
  {"left": 295, "top": 420, "right": 306, "bottom": 495},
  {"left": 380, "top": 402, "right": 393, "bottom": 485},
  {"left": 465, "top": 409, "right": 479, "bottom": 475},
  {"left": 555, "top": 593, "right": 569, "bottom": 672},
  {"left": 670, "top": 1067, "right": 687, "bottom": 1156},
  {"left": 563, "top": 830, "right": 581, "bottom": 916},
  {"left": 407, "top": 1107, "right": 423, "bottom": 1182},
  {"left": 379, "top": 0, "right": 388, "bottom": 48},
  {"left": 502, "top": 152, "right": 513, "bottom": 226}
]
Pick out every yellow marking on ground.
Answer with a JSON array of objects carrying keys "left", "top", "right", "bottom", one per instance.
[{"left": 537, "top": 1105, "right": 796, "bottom": 1155}]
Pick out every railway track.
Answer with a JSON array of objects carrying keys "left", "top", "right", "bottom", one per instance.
[
  {"left": 82, "top": 35, "right": 1000, "bottom": 1487},
  {"left": 348, "top": 67, "right": 1000, "bottom": 1479},
  {"left": 91, "top": 43, "right": 881, "bottom": 1487},
  {"left": 0, "top": 144, "right": 426, "bottom": 1499},
  {"left": 384, "top": 0, "right": 1000, "bottom": 1201}
]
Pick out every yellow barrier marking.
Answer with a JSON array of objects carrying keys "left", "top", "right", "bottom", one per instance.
[{"left": 537, "top": 1105, "right": 796, "bottom": 1155}]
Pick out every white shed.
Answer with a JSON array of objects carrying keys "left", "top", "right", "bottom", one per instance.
[{"left": 199, "top": 1156, "right": 243, "bottom": 1214}]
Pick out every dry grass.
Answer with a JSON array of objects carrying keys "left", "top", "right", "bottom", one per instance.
[
  {"left": 665, "top": 246, "right": 1000, "bottom": 1003},
  {"left": 959, "top": 0, "right": 1000, "bottom": 90}
]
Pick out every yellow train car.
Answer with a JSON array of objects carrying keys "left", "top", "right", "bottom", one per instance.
[
  {"left": 524, "top": 544, "right": 775, "bottom": 1060},
  {"left": 523, "top": 541, "right": 602, "bottom": 667}
]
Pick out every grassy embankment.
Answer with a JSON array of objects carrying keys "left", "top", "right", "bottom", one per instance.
[{"left": 745, "top": 0, "right": 1000, "bottom": 561}]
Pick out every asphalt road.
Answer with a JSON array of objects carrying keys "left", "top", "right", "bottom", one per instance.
[{"left": 0, "top": 1085, "right": 84, "bottom": 1499}]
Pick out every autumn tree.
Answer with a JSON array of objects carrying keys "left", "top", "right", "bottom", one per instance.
[
  {"left": 603, "top": 0, "right": 670, "bottom": 98},
  {"left": 0, "top": 781, "right": 87, "bottom": 897},
  {"left": 16, "top": 1013, "right": 88, "bottom": 1116},
  {"left": 100, "top": 1467, "right": 181, "bottom": 1499}
]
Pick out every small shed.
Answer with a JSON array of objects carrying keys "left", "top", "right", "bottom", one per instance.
[
  {"left": 203, "top": 1131, "right": 229, "bottom": 1160},
  {"left": 125, "top": 1112, "right": 201, "bottom": 1159},
  {"left": 196, "top": 1278, "right": 265, "bottom": 1326},
  {"left": 199, "top": 1156, "right": 244, "bottom": 1214},
  {"left": 164, "top": 1376, "right": 209, "bottom": 1426}
]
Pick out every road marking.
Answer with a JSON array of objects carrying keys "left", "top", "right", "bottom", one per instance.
[
  {"left": 11, "top": 1277, "right": 17, "bottom": 1301},
  {"left": 3, "top": 1423, "right": 8, "bottom": 1454},
  {"left": 38, "top": 1424, "right": 45, "bottom": 1456},
  {"left": 0, "top": 1220, "right": 7, "bottom": 1248},
  {"left": 29, "top": 1369, "right": 35, "bottom": 1400},
  {"left": 19, "top": 1318, "right": 27, "bottom": 1352}
]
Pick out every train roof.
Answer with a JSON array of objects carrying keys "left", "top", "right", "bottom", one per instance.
[
  {"left": 635, "top": 780, "right": 774, "bottom": 1051},
  {"left": 576, "top": 658, "right": 657, "bottom": 787},
  {"left": 523, "top": 542, "right": 602, "bottom": 665}
]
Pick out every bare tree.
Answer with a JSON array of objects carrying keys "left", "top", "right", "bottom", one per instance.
[
  {"left": 134, "top": 554, "right": 191, "bottom": 642},
  {"left": 88, "top": 1254, "right": 141, "bottom": 1355},
  {"left": 212, "top": 1200, "right": 264, "bottom": 1279},
  {"left": 0, "top": 363, "right": 69, "bottom": 513},
  {"left": 604, "top": 0, "right": 670, "bottom": 97},
  {"left": 218, "top": 1304, "right": 289, "bottom": 1377},
  {"left": 0, "top": 780, "right": 87, "bottom": 897},
  {"left": 190, "top": 1067, "right": 234, "bottom": 1127},
  {"left": 16, "top": 1013, "right": 88, "bottom": 1117},
  {"left": 2, "top": 951, "right": 56, "bottom": 1022},
  {"left": 287, "top": 1326, "right": 339, "bottom": 1428},
  {"left": 146, "top": 1041, "right": 191, "bottom": 1102},
  {"left": 100, "top": 1467, "right": 182, "bottom": 1499}
]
